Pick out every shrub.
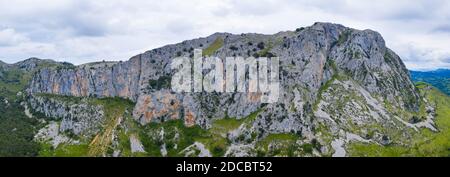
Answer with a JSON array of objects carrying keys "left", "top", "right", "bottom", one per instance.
[
  {"left": 295, "top": 27, "right": 305, "bottom": 32},
  {"left": 257, "top": 42, "right": 265, "bottom": 50},
  {"left": 148, "top": 76, "right": 171, "bottom": 90},
  {"left": 229, "top": 45, "right": 238, "bottom": 51}
]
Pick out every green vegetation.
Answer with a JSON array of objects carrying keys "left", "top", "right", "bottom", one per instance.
[
  {"left": 148, "top": 76, "right": 171, "bottom": 90},
  {"left": 138, "top": 119, "right": 208, "bottom": 156},
  {"left": 352, "top": 51, "right": 362, "bottom": 59},
  {"left": 2, "top": 57, "right": 449, "bottom": 157},
  {"left": 25, "top": 94, "right": 267, "bottom": 157},
  {"left": 295, "top": 27, "right": 305, "bottom": 32},
  {"left": 132, "top": 108, "right": 265, "bottom": 157},
  {"left": 36, "top": 93, "right": 84, "bottom": 103},
  {"left": 52, "top": 62, "right": 77, "bottom": 71},
  {"left": 0, "top": 68, "right": 31, "bottom": 100},
  {"left": 196, "top": 109, "right": 263, "bottom": 156},
  {"left": 348, "top": 83, "right": 450, "bottom": 157},
  {"left": 257, "top": 133, "right": 298, "bottom": 148},
  {"left": 411, "top": 69, "right": 450, "bottom": 96},
  {"left": 253, "top": 41, "right": 275, "bottom": 58},
  {"left": 196, "top": 118, "right": 242, "bottom": 157},
  {"left": 88, "top": 97, "right": 135, "bottom": 156},
  {"left": 337, "top": 30, "right": 351, "bottom": 46},
  {"left": 415, "top": 81, "right": 428, "bottom": 89},
  {"left": 255, "top": 133, "right": 304, "bottom": 157},
  {"left": 30, "top": 94, "right": 135, "bottom": 157},
  {"left": 21, "top": 84, "right": 450, "bottom": 157},
  {"left": 384, "top": 51, "right": 393, "bottom": 63},
  {"left": 212, "top": 118, "right": 245, "bottom": 133},
  {"left": 0, "top": 99, "right": 42, "bottom": 156},
  {"left": 0, "top": 60, "right": 121, "bottom": 157},
  {"left": 203, "top": 37, "right": 224, "bottom": 56},
  {"left": 0, "top": 66, "right": 42, "bottom": 156},
  {"left": 29, "top": 59, "right": 75, "bottom": 71},
  {"left": 314, "top": 67, "right": 341, "bottom": 111},
  {"left": 39, "top": 143, "right": 89, "bottom": 157}
]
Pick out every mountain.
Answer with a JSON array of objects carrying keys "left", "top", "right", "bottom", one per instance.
[
  {"left": 410, "top": 69, "right": 450, "bottom": 95},
  {"left": 0, "top": 58, "right": 73, "bottom": 156},
  {"left": 1, "top": 22, "right": 449, "bottom": 157}
]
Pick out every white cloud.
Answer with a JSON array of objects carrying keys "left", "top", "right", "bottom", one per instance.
[
  {"left": 0, "top": 28, "right": 29, "bottom": 46},
  {"left": 0, "top": 0, "right": 449, "bottom": 70}
]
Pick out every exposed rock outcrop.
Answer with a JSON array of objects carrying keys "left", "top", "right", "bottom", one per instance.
[
  {"left": 28, "top": 94, "right": 105, "bottom": 136},
  {"left": 27, "top": 23, "right": 424, "bottom": 152}
]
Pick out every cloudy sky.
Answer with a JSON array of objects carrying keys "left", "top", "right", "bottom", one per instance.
[{"left": 0, "top": 0, "right": 449, "bottom": 70}]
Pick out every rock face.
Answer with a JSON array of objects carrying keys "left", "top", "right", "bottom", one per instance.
[
  {"left": 27, "top": 22, "right": 424, "bottom": 153},
  {"left": 28, "top": 94, "right": 105, "bottom": 136}
]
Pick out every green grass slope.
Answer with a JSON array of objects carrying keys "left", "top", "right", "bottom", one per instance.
[{"left": 348, "top": 83, "right": 450, "bottom": 157}]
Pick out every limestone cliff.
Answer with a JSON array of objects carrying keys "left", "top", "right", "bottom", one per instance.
[{"left": 26, "top": 23, "right": 428, "bottom": 156}]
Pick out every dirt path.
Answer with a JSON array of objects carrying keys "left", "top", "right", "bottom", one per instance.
[{"left": 88, "top": 115, "right": 122, "bottom": 156}]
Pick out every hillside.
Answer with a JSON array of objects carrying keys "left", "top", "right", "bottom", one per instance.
[
  {"left": 410, "top": 69, "right": 450, "bottom": 95},
  {"left": 0, "top": 22, "right": 449, "bottom": 157}
]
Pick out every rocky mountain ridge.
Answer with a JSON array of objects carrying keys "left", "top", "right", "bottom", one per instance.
[
  {"left": 2, "top": 22, "right": 446, "bottom": 157},
  {"left": 28, "top": 22, "right": 419, "bottom": 122}
]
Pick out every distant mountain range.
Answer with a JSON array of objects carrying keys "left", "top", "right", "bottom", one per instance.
[{"left": 410, "top": 69, "right": 450, "bottom": 95}]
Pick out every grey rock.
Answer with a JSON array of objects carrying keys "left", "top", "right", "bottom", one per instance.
[
  {"left": 26, "top": 22, "right": 424, "bottom": 150},
  {"left": 28, "top": 94, "right": 105, "bottom": 136}
]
